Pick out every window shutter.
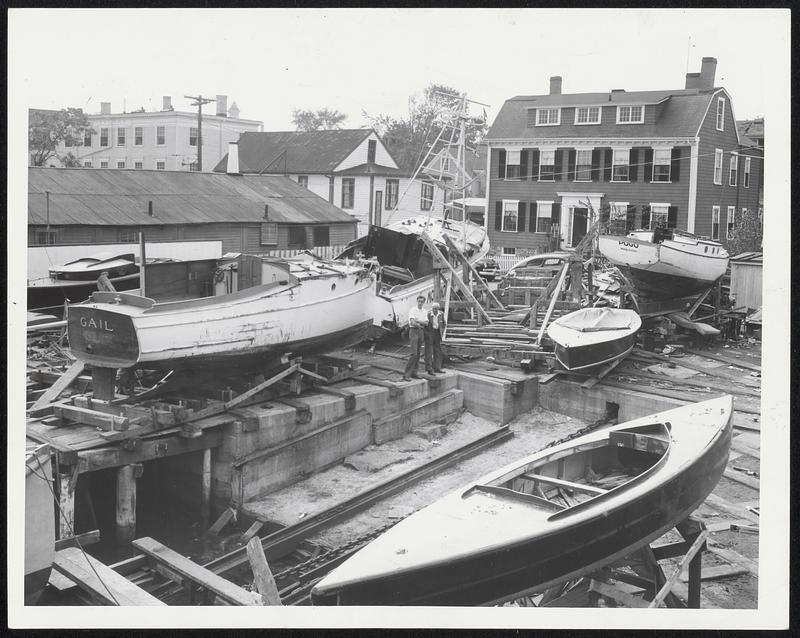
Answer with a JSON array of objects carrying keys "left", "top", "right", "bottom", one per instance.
[
  {"left": 494, "top": 201, "right": 503, "bottom": 230},
  {"left": 552, "top": 203, "right": 561, "bottom": 227},
  {"left": 671, "top": 148, "right": 681, "bottom": 182},
  {"left": 667, "top": 206, "right": 678, "bottom": 229},
  {"left": 644, "top": 149, "right": 654, "bottom": 182},
  {"left": 497, "top": 149, "right": 506, "bottom": 179},
  {"left": 641, "top": 205, "right": 651, "bottom": 229},
  {"left": 530, "top": 149, "right": 540, "bottom": 181},
  {"left": 553, "top": 150, "right": 563, "bottom": 181},
  {"left": 519, "top": 149, "right": 528, "bottom": 181},
  {"left": 591, "top": 150, "right": 601, "bottom": 182},
  {"left": 603, "top": 149, "right": 612, "bottom": 182},
  {"left": 567, "top": 150, "right": 576, "bottom": 181},
  {"left": 529, "top": 202, "right": 538, "bottom": 232},
  {"left": 626, "top": 205, "right": 637, "bottom": 233},
  {"left": 518, "top": 202, "right": 526, "bottom": 232},
  {"left": 629, "top": 149, "right": 638, "bottom": 182}
]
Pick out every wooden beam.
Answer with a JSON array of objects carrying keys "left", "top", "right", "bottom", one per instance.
[
  {"left": 519, "top": 473, "right": 607, "bottom": 496},
  {"left": 201, "top": 448, "right": 212, "bottom": 530},
  {"left": 57, "top": 465, "right": 79, "bottom": 540},
  {"left": 649, "top": 530, "right": 708, "bottom": 608},
  {"left": 246, "top": 537, "right": 282, "bottom": 605},
  {"left": 588, "top": 579, "right": 649, "bottom": 608},
  {"left": 240, "top": 520, "right": 265, "bottom": 544},
  {"left": 116, "top": 464, "right": 137, "bottom": 545},
  {"left": 442, "top": 234, "right": 505, "bottom": 310},
  {"left": 54, "top": 529, "right": 101, "bottom": 551},
  {"left": 536, "top": 262, "right": 570, "bottom": 346},
  {"left": 703, "top": 493, "right": 760, "bottom": 524},
  {"left": 208, "top": 506, "right": 237, "bottom": 536},
  {"left": 29, "top": 361, "right": 85, "bottom": 412},
  {"left": 705, "top": 542, "right": 759, "bottom": 577},
  {"left": 53, "top": 404, "right": 130, "bottom": 431},
  {"left": 681, "top": 348, "right": 761, "bottom": 372}
]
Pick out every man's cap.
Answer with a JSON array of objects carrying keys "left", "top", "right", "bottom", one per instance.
[
  {"left": 416, "top": 295, "right": 426, "bottom": 301},
  {"left": 432, "top": 302, "right": 441, "bottom": 308}
]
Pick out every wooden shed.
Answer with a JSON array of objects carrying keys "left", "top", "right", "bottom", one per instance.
[{"left": 729, "top": 252, "right": 763, "bottom": 312}]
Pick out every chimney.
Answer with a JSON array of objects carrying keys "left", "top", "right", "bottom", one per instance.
[
  {"left": 228, "top": 101, "right": 240, "bottom": 119},
  {"left": 216, "top": 95, "right": 228, "bottom": 117},
  {"left": 699, "top": 57, "right": 717, "bottom": 89},
  {"left": 611, "top": 89, "right": 625, "bottom": 94},
  {"left": 549, "top": 76, "right": 562, "bottom": 95},
  {"left": 100, "top": 102, "right": 111, "bottom": 115},
  {"left": 162, "top": 96, "right": 173, "bottom": 111},
  {"left": 685, "top": 72, "right": 701, "bottom": 90},
  {"left": 226, "top": 141, "right": 240, "bottom": 175}
]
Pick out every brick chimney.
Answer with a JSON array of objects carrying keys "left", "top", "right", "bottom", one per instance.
[
  {"left": 216, "top": 95, "right": 228, "bottom": 117},
  {"left": 549, "top": 76, "right": 562, "bottom": 95},
  {"left": 228, "top": 101, "right": 240, "bottom": 119},
  {"left": 162, "top": 96, "right": 173, "bottom": 111},
  {"left": 226, "top": 142, "right": 240, "bottom": 175},
  {"left": 100, "top": 102, "right": 111, "bottom": 115},
  {"left": 699, "top": 57, "right": 717, "bottom": 89},
  {"left": 685, "top": 72, "right": 702, "bottom": 90}
]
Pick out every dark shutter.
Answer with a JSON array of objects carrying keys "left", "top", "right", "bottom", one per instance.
[
  {"left": 629, "top": 149, "right": 638, "bottom": 182},
  {"left": 494, "top": 201, "right": 502, "bottom": 230},
  {"left": 626, "top": 205, "right": 637, "bottom": 232},
  {"left": 591, "top": 149, "right": 601, "bottom": 181},
  {"left": 552, "top": 203, "right": 562, "bottom": 228},
  {"left": 553, "top": 149, "right": 563, "bottom": 181},
  {"left": 644, "top": 148, "right": 654, "bottom": 182},
  {"left": 517, "top": 202, "right": 526, "bottom": 232},
  {"left": 567, "top": 150, "right": 576, "bottom": 181},
  {"left": 671, "top": 147, "right": 681, "bottom": 182},
  {"left": 519, "top": 150, "right": 528, "bottom": 181},
  {"left": 530, "top": 149, "right": 540, "bottom": 181},
  {"left": 667, "top": 206, "right": 678, "bottom": 229},
  {"left": 603, "top": 149, "right": 612, "bottom": 182},
  {"left": 529, "top": 202, "right": 538, "bottom": 232},
  {"left": 498, "top": 149, "right": 506, "bottom": 179},
  {"left": 641, "top": 205, "right": 651, "bottom": 229}
]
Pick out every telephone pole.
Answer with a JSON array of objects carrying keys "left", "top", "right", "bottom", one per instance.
[{"left": 184, "top": 94, "right": 214, "bottom": 171}]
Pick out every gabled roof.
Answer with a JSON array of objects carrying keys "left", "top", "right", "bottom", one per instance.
[
  {"left": 28, "top": 167, "right": 357, "bottom": 226},
  {"left": 335, "top": 162, "right": 406, "bottom": 177},
  {"left": 213, "top": 129, "right": 375, "bottom": 174},
  {"left": 486, "top": 88, "right": 716, "bottom": 141}
]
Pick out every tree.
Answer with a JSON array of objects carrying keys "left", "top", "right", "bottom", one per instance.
[
  {"left": 29, "top": 108, "right": 94, "bottom": 167},
  {"left": 291, "top": 108, "right": 347, "bottom": 131},
  {"left": 726, "top": 207, "right": 763, "bottom": 255},
  {"left": 363, "top": 83, "right": 488, "bottom": 173}
]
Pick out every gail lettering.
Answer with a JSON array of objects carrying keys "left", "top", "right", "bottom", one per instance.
[{"left": 79, "top": 316, "right": 114, "bottom": 332}]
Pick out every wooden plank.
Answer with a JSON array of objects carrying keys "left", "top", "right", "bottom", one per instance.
[
  {"left": 208, "top": 507, "right": 237, "bottom": 536},
  {"left": 630, "top": 350, "right": 760, "bottom": 386},
  {"left": 730, "top": 437, "right": 760, "bottom": 459},
  {"left": 52, "top": 547, "right": 166, "bottom": 606},
  {"left": 29, "top": 361, "right": 86, "bottom": 412},
  {"left": 246, "top": 537, "right": 281, "bottom": 605},
  {"left": 53, "top": 404, "right": 129, "bottom": 431},
  {"left": 703, "top": 493, "right": 760, "bottom": 524},
  {"left": 519, "top": 473, "right": 607, "bottom": 496},
  {"left": 613, "top": 367, "right": 761, "bottom": 398},
  {"left": 54, "top": 529, "right": 101, "bottom": 551},
  {"left": 240, "top": 520, "right": 265, "bottom": 544},
  {"left": 649, "top": 531, "right": 708, "bottom": 608},
  {"left": 679, "top": 564, "right": 749, "bottom": 582},
  {"left": 588, "top": 579, "right": 649, "bottom": 608},
  {"left": 581, "top": 358, "right": 620, "bottom": 389},
  {"left": 722, "top": 468, "right": 760, "bottom": 491},
  {"left": 132, "top": 536, "right": 262, "bottom": 606},
  {"left": 682, "top": 348, "right": 761, "bottom": 372},
  {"left": 705, "top": 542, "right": 759, "bottom": 576}
]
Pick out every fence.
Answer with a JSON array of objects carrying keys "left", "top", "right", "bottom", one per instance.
[{"left": 260, "top": 245, "right": 349, "bottom": 260}]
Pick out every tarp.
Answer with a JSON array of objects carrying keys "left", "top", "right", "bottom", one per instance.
[{"left": 558, "top": 308, "right": 635, "bottom": 332}]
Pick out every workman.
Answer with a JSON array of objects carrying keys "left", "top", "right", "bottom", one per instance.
[
  {"left": 96, "top": 271, "right": 116, "bottom": 292},
  {"left": 403, "top": 295, "right": 428, "bottom": 381},
  {"left": 424, "top": 301, "right": 446, "bottom": 374}
]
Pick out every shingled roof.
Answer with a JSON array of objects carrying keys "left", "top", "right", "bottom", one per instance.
[
  {"left": 213, "top": 129, "right": 376, "bottom": 174},
  {"left": 28, "top": 167, "right": 357, "bottom": 226}
]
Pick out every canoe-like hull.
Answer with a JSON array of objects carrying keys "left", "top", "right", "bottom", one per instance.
[
  {"left": 28, "top": 272, "right": 140, "bottom": 312},
  {"left": 312, "top": 397, "right": 732, "bottom": 606},
  {"left": 25, "top": 444, "right": 55, "bottom": 605}
]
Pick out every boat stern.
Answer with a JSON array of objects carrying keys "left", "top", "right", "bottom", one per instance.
[{"left": 67, "top": 304, "right": 140, "bottom": 368}]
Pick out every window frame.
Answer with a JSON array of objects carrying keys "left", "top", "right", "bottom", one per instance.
[
  {"left": 385, "top": 179, "right": 400, "bottom": 209},
  {"left": 420, "top": 182, "right": 434, "bottom": 211},
  {"left": 260, "top": 222, "right": 278, "bottom": 246},
  {"left": 616, "top": 105, "right": 644, "bottom": 124},
  {"left": 538, "top": 148, "right": 556, "bottom": 181},
  {"left": 83, "top": 131, "right": 92, "bottom": 147},
  {"left": 713, "top": 149, "right": 723, "bottom": 185},
  {"left": 728, "top": 153, "right": 738, "bottom": 186},
  {"left": 313, "top": 225, "right": 330, "bottom": 247},
  {"left": 501, "top": 200, "right": 519, "bottom": 232},
  {"left": 711, "top": 205, "right": 721, "bottom": 240},
  {"left": 134, "top": 126, "right": 143, "bottom": 146},
  {"left": 574, "top": 149, "right": 592, "bottom": 182},
  {"left": 288, "top": 225, "right": 306, "bottom": 247},
  {"left": 100, "top": 128, "right": 109, "bottom": 147},
  {"left": 536, "top": 108, "right": 561, "bottom": 126},
  {"left": 367, "top": 139, "right": 377, "bottom": 163},
  {"left": 99, "top": 159, "right": 109, "bottom": 169},
  {"left": 35, "top": 230, "right": 58, "bottom": 245},
  {"left": 155, "top": 160, "right": 166, "bottom": 170},
  {"left": 341, "top": 178, "right": 355, "bottom": 209},
  {"left": 134, "top": 160, "right": 143, "bottom": 170},
  {"left": 189, "top": 127, "right": 198, "bottom": 147},
  {"left": 744, "top": 157, "right": 751, "bottom": 188},
  {"left": 536, "top": 201, "right": 554, "bottom": 233},
  {"left": 117, "top": 127, "right": 126, "bottom": 146},
  {"left": 116, "top": 160, "right": 126, "bottom": 169},
  {"left": 83, "top": 160, "right": 92, "bottom": 168},
  {"left": 118, "top": 229, "right": 139, "bottom": 243},
  {"left": 574, "top": 106, "right": 601, "bottom": 125},
  {"left": 504, "top": 149, "right": 521, "bottom": 180},
  {"left": 726, "top": 206, "right": 736, "bottom": 239},
  {"left": 502, "top": 246, "right": 516, "bottom": 256},
  {"left": 652, "top": 148, "right": 672, "bottom": 183},
  {"left": 156, "top": 126, "right": 166, "bottom": 146},
  {"left": 648, "top": 202, "right": 670, "bottom": 230},
  {"left": 611, "top": 148, "right": 631, "bottom": 182},
  {"left": 297, "top": 175, "right": 309, "bottom": 188},
  {"left": 716, "top": 97, "right": 725, "bottom": 131}
]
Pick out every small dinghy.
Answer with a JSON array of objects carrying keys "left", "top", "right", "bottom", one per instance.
[
  {"left": 311, "top": 396, "right": 733, "bottom": 606},
  {"left": 546, "top": 307, "right": 641, "bottom": 371}
]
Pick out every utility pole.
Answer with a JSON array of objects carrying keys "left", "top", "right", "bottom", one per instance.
[{"left": 184, "top": 94, "right": 214, "bottom": 171}]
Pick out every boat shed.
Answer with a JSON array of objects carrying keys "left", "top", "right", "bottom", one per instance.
[
  {"left": 729, "top": 252, "right": 763, "bottom": 312},
  {"left": 27, "top": 167, "right": 358, "bottom": 254}
]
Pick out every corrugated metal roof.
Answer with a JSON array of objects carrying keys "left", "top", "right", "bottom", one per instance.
[
  {"left": 28, "top": 167, "right": 357, "bottom": 226},
  {"left": 730, "top": 252, "right": 763, "bottom": 263},
  {"left": 213, "top": 129, "right": 373, "bottom": 174}
]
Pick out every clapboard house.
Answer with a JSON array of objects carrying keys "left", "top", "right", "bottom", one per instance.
[
  {"left": 484, "top": 57, "right": 763, "bottom": 257},
  {"left": 28, "top": 165, "right": 357, "bottom": 254}
]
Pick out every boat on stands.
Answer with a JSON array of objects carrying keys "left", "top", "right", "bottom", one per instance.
[
  {"left": 598, "top": 228, "right": 729, "bottom": 299},
  {"left": 25, "top": 442, "right": 55, "bottom": 605},
  {"left": 67, "top": 255, "right": 376, "bottom": 372},
  {"left": 546, "top": 307, "right": 641, "bottom": 371},
  {"left": 311, "top": 396, "right": 733, "bottom": 606}
]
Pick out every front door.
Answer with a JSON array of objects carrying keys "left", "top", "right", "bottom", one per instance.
[
  {"left": 374, "top": 191, "right": 383, "bottom": 226},
  {"left": 571, "top": 207, "right": 589, "bottom": 246}
]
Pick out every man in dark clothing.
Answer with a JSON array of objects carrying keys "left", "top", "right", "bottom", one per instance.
[
  {"left": 403, "top": 295, "right": 428, "bottom": 381},
  {"left": 425, "top": 301, "right": 446, "bottom": 374}
]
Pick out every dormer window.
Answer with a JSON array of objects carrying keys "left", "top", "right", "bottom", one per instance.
[
  {"left": 616, "top": 105, "right": 643, "bottom": 124},
  {"left": 716, "top": 97, "right": 725, "bottom": 131},
  {"left": 574, "top": 106, "right": 600, "bottom": 125},
  {"left": 536, "top": 108, "right": 561, "bottom": 126},
  {"left": 367, "top": 139, "right": 376, "bottom": 163}
]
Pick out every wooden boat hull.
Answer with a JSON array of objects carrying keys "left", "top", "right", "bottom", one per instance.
[
  {"left": 25, "top": 444, "right": 55, "bottom": 605},
  {"left": 28, "top": 272, "right": 140, "bottom": 312},
  {"left": 312, "top": 397, "right": 732, "bottom": 606}
]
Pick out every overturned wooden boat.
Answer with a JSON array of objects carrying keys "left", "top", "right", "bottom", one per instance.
[
  {"left": 25, "top": 442, "right": 55, "bottom": 605},
  {"left": 546, "top": 307, "right": 641, "bottom": 371},
  {"left": 311, "top": 396, "right": 733, "bottom": 606},
  {"left": 598, "top": 229, "right": 729, "bottom": 299},
  {"left": 67, "top": 257, "right": 376, "bottom": 371}
]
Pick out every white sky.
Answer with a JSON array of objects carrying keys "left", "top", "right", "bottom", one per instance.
[{"left": 9, "top": 8, "right": 787, "bottom": 127}]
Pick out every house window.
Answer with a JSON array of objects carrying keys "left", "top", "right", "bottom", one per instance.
[
  {"left": 83, "top": 132, "right": 92, "bottom": 147},
  {"left": 536, "top": 202, "right": 553, "bottom": 233},
  {"left": 612, "top": 149, "right": 630, "bottom": 182},
  {"left": 100, "top": 128, "right": 109, "bottom": 147},
  {"left": 118, "top": 229, "right": 139, "bottom": 243},
  {"left": 536, "top": 108, "right": 560, "bottom": 126},
  {"left": 189, "top": 162, "right": 199, "bottom": 172},
  {"left": 502, "top": 200, "right": 519, "bottom": 232},
  {"left": 385, "top": 179, "right": 400, "bottom": 209},
  {"left": 313, "top": 226, "right": 330, "bottom": 247},
  {"left": 727, "top": 207, "right": 736, "bottom": 239},
  {"left": 713, "top": 149, "right": 723, "bottom": 184},
  {"left": 716, "top": 97, "right": 725, "bottom": 131},
  {"left": 729, "top": 154, "right": 738, "bottom": 186},
  {"left": 116, "top": 160, "right": 126, "bottom": 169},
  {"left": 288, "top": 226, "right": 306, "bottom": 247},
  {"left": 441, "top": 156, "right": 450, "bottom": 173},
  {"left": 156, "top": 126, "right": 166, "bottom": 145},
  {"left": 189, "top": 127, "right": 198, "bottom": 146},
  {"left": 574, "top": 106, "right": 600, "bottom": 125},
  {"left": 134, "top": 161, "right": 143, "bottom": 169},
  {"left": 711, "top": 206, "right": 721, "bottom": 240},
  {"left": 539, "top": 149, "right": 556, "bottom": 181},
  {"left": 297, "top": 175, "right": 309, "bottom": 188},
  {"left": 117, "top": 128, "right": 126, "bottom": 146},
  {"left": 505, "top": 149, "right": 521, "bottom": 180},
  {"left": 652, "top": 148, "right": 672, "bottom": 182},
  {"left": 260, "top": 222, "right": 278, "bottom": 246},
  {"left": 100, "top": 160, "right": 109, "bottom": 168},
  {"left": 502, "top": 247, "right": 516, "bottom": 255},
  {"left": 575, "top": 149, "right": 592, "bottom": 181},
  {"left": 35, "top": 230, "right": 57, "bottom": 245},
  {"left": 156, "top": 160, "right": 166, "bottom": 170},
  {"left": 609, "top": 202, "right": 629, "bottom": 234},
  {"left": 341, "top": 178, "right": 355, "bottom": 209},
  {"left": 367, "top": 139, "right": 376, "bottom": 163},
  {"left": 83, "top": 161, "right": 92, "bottom": 168},
  {"left": 616, "top": 105, "right": 643, "bottom": 124},
  {"left": 420, "top": 182, "right": 434, "bottom": 211},
  {"left": 648, "top": 203, "right": 670, "bottom": 229},
  {"left": 744, "top": 157, "right": 751, "bottom": 188},
  {"left": 134, "top": 127, "right": 143, "bottom": 146}
]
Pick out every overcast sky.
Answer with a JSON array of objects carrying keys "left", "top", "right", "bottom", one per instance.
[{"left": 10, "top": 8, "right": 789, "bottom": 128}]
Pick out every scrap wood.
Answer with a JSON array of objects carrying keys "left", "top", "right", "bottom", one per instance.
[
  {"left": 682, "top": 348, "right": 761, "bottom": 372},
  {"left": 631, "top": 349, "right": 760, "bottom": 387},
  {"left": 705, "top": 541, "right": 759, "bottom": 576},
  {"left": 648, "top": 530, "right": 708, "bottom": 608},
  {"left": 722, "top": 468, "right": 760, "bottom": 491},
  {"left": 613, "top": 367, "right": 761, "bottom": 398},
  {"left": 587, "top": 579, "right": 649, "bottom": 608},
  {"left": 679, "top": 563, "right": 749, "bottom": 582},
  {"left": 703, "top": 493, "right": 760, "bottom": 524}
]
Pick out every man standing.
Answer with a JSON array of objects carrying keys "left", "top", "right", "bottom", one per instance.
[
  {"left": 425, "top": 301, "right": 446, "bottom": 374},
  {"left": 403, "top": 295, "right": 428, "bottom": 381}
]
